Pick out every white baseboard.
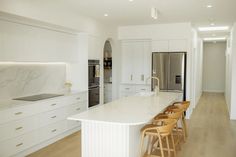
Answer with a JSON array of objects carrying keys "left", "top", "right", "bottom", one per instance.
[
  {"left": 14, "top": 127, "right": 81, "bottom": 157},
  {"left": 203, "top": 90, "right": 224, "bottom": 93}
]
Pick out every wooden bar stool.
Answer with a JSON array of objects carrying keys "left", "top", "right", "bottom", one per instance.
[
  {"left": 140, "top": 119, "right": 177, "bottom": 157},
  {"left": 154, "top": 108, "right": 186, "bottom": 147},
  {"left": 172, "top": 101, "right": 190, "bottom": 137}
]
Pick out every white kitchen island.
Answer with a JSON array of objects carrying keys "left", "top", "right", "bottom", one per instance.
[{"left": 68, "top": 92, "right": 182, "bottom": 157}]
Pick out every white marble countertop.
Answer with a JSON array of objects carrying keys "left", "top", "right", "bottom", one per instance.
[
  {"left": 68, "top": 92, "right": 182, "bottom": 125},
  {"left": 0, "top": 90, "right": 87, "bottom": 111}
]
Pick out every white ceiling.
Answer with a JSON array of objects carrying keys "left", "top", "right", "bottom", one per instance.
[
  {"left": 1, "top": 0, "right": 236, "bottom": 38},
  {"left": 65, "top": 0, "right": 236, "bottom": 39},
  {"left": 63, "top": 0, "right": 236, "bottom": 26}
]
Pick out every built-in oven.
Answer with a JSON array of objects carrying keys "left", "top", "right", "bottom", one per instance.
[{"left": 88, "top": 60, "right": 100, "bottom": 107}]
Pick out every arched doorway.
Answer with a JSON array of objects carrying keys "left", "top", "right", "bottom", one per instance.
[{"left": 103, "top": 40, "right": 112, "bottom": 103}]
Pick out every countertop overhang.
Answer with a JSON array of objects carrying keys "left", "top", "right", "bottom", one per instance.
[{"left": 68, "top": 92, "right": 182, "bottom": 126}]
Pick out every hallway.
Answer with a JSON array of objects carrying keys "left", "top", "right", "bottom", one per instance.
[
  {"left": 28, "top": 93, "right": 236, "bottom": 157},
  {"left": 178, "top": 92, "right": 236, "bottom": 157}
]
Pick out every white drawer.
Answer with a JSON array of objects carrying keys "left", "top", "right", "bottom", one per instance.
[
  {"left": 67, "top": 102, "right": 87, "bottom": 116},
  {"left": 0, "top": 130, "right": 37, "bottom": 157},
  {"left": 120, "top": 85, "right": 135, "bottom": 92},
  {"left": 0, "top": 115, "right": 38, "bottom": 142},
  {"left": 38, "top": 120, "right": 67, "bottom": 142},
  {"left": 39, "top": 98, "right": 69, "bottom": 113},
  {"left": 39, "top": 107, "right": 67, "bottom": 128},
  {"left": 67, "top": 120, "right": 81, "bottom": 129},
  {"left": 119, "top": 91, "right": 134, "bottom": 98},
  {"left": 67, "top": 103, "right": 87, "bottom": 130},
  {"left": 0, "top": 103, "right": 40, "bottom": 125},
  {"left": 67, "top": 92, "right": 88, "bottom": 104},
  {"left": 135, "top": 85, "right": 151, "bottom": 93}
]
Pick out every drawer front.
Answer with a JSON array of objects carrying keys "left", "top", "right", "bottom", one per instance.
[
  {"left": 39, "top": 98, "right": 68, "bottom": 113},
  {"left": 0, "top": 115, "right": 38, "bottom": 142},
  {"left": 0, "top": 130, "right": 37, "bottom": 157},
  {"left": 67, "top": 103, "right": 87, "bottom": 129},
  {"left": 38, "top": 120, "right": 67, "bottom": 142},
  {"left": 135, "top": 85, "right": 151, "bottom": 93},
  {"left": 67, "top": 120, "right": 81, "bottom": 129},
  {"left": 119, "top": 91, "right": 134, "bottom": 98},
  {"left": 120, "top": 85, "right": 135, "bottom": 92},
  {"left": 0, "top": 104, "right": 39, "bottom": 125},
  {"left": 39, "top": 107, "right": 67, "bottom": 128},
  {"left": 67, "top": 102, "right": 87, "bottom": 116},
  {"left": 67, "top": 92, "right": 88, "bottom": 104}
]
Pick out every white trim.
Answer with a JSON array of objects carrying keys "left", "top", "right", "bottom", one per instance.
[{"left": 203, "top": 90, "right": 224, "bottom": 93}]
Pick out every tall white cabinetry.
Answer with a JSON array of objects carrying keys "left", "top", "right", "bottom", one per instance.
[{"left": 120, "top": 40, "right": 151, "bottom": 98}]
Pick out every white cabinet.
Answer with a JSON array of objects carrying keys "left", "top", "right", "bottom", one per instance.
[
  {"left": 0, "top": 20, "right": 79, "bottom": 62},
  {"left": 152, "top": 40, "right": 169, "bottom": 52},
  {"left": 169, "top": 39, "right": 187, "bottom": 52},
  {"left": 104, "top": 83, "right": 112, "bottom": 103},
  {"left": 119, "top": 84, "right": 151, "bottom": 98},
  {"left": 121, "top": 40, "right": 151, "bottom": 84},
  {"left": 88, "top": 36, "right": 102, "bottom": 60},
  {"left": 121, "top": 42, "right": 134, "bottom": 84},
  {"left": 152, "top": 39, "right": 187, "bottom": 52},
  {"left": 0, "top": 91, "right": 88, "bottom": 157}
]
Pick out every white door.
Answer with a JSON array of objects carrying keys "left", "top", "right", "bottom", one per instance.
[
  {"left": 121, "top": 42, "right": 134, "bottom": 84},
  {"left": 143, "top": 41, "right": 152, "bottom": 84},
  {"left": 132, "top": 41, "right": 144, "bottom": 84}
]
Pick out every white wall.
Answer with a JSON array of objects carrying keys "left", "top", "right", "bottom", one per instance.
[
  {"left": 202, "top": 42, "right": 226, "bottom": 93},
  {"left": 226, "top": 23, "right": 236, "bottom": 120},
  {"left": 191, "top": 29, "right": 203, "bottom": 109},
  {"left": 225, "top": 31, "right": 233, "bottom": 113}
]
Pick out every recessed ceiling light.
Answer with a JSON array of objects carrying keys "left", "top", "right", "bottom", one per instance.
[
  {"left": 198, "top": 26, "right": 229, "bottom": 32},
  {"left": 210, "top": 23, "right": 215, "bottom": 26},
  {"left": 129, "top": 0, "right": 134, "bottom": 2},
  {"left": 206, "top": 5, "right": 213, "bottom": 8},
  {"left": 104, "top": 14, "right": 108, "bottom": 17},
  {"left": 204, "top": 37, "right": 226, "bottom": 41}
]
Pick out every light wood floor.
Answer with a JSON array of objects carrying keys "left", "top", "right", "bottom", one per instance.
[{"left": 28, "top": 92, "right": 236, "bottom": 157}]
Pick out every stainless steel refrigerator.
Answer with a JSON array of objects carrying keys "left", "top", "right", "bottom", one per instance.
[{"left": 152, "top": 52, "right": 186, "bottom": 99}]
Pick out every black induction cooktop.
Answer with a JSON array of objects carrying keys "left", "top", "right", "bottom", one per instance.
[{"left": 13, "top": 94, "right": 64, "bottom": 101}]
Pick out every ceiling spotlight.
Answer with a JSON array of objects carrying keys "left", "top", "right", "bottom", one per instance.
[
  {"left": 104, "top": 14, "right": 108, "bottom": 17},
  {"left": 204, "top": 37, "right": 226, "bottom": 41},
  {"left": 151, "top": 7, "right": 159, "bottom": 20},
  {"left": 207, "top": 5, "right": 213, "bottom": 8},
  {"left": 129, "top": 0, "right": 134, "bottom": 2},
  {"left": 210, "top": 23, "right": 215, "bottom": 26},
  {"left": 198, "top": 26, "right": 229, "bottom": 32}
]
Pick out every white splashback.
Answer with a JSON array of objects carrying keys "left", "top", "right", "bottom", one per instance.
[{"left": 0, "top": 63, "right": 66, "bottom": 100}]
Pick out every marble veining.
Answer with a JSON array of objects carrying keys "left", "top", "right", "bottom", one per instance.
[{"left": 0, "top": 64, "right": 66, "bottom": 100}]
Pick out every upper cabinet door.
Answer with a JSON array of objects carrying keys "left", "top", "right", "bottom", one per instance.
[
  {"left": 169, "top": 39, "right": 187, "bottom": 52},
  {"left": 142, "top": 41, "right": 152, "bottom": 84},
  {"left": 151, "top": 40, "right": 169, "bottom": 52},
  {"left": 88, "top": 36, "right": 102, "bottom": 60},
  {"left": 121, "top": 42, "right": 134, "bottom": 84},
  {"left": 132, "top": 41, "right": 145, "bottom": 84}
]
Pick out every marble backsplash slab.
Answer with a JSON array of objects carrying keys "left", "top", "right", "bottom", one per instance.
[{"left": 0, "top": 64, "right": 66, "bottom": 100}]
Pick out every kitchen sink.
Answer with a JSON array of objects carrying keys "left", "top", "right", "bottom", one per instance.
[{"left": 13, "top": 94, "right": 64, "bottom": 101}]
